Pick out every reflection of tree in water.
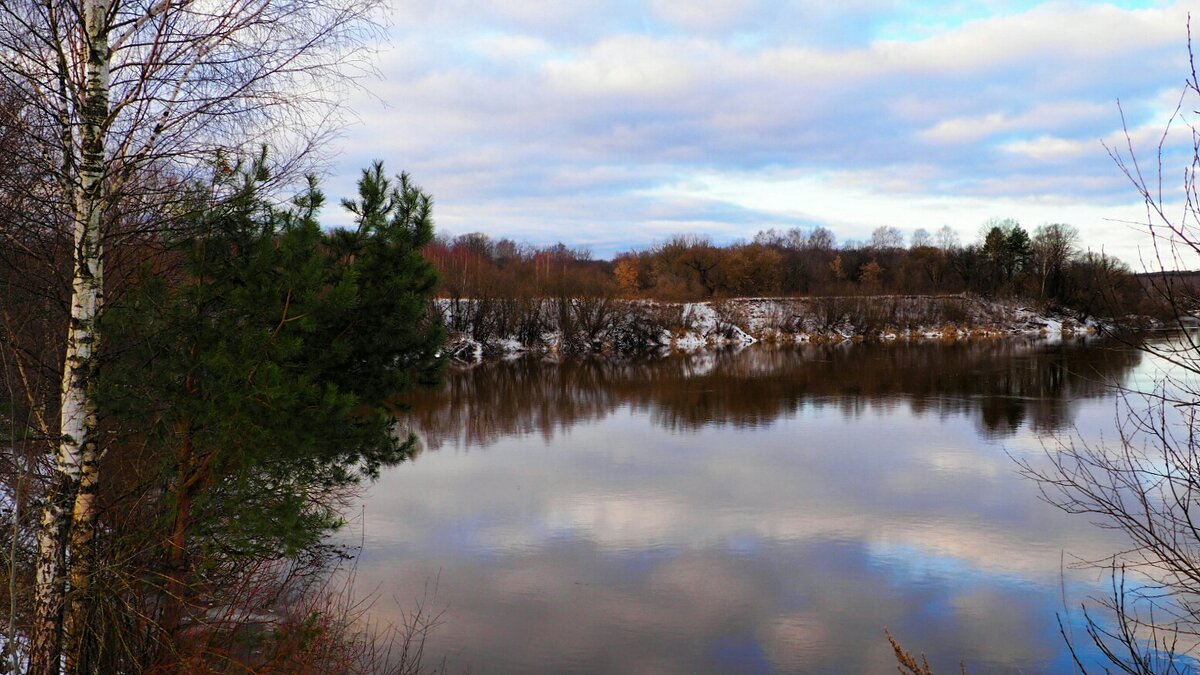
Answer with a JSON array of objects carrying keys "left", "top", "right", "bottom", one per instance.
[{"left": 401, "top": 339, "right": 1140, "bottom": 451}]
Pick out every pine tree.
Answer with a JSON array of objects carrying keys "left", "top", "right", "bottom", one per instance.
[
  {"left": 92, "top": 160, "right": 444, "bottom": 666},
  {"left": 1004, "top": 224, "right": 1032, "bottom": 281}
]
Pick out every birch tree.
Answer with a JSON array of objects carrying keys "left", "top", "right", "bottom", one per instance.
[{"left": 0, "top": 0, "right": 384, "bottom": 671}]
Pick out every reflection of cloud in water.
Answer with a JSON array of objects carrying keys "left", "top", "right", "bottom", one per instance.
[
  {"left": 367, "top": 405, "right": 1131, "bottom": 575},
  {"left": 353, "top": 339, "right": 1147, "bottom": 672},
  {"left": 356, "top": 537, "right": 1112, "bottom": 672}
]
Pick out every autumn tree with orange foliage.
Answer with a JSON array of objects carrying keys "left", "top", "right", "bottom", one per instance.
[{"left": 420, "top": 223, "right": 1145, "bottom": 319}]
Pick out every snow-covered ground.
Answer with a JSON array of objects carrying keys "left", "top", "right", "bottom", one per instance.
[{"left": 437, "top": 295, "right": 1119, "bottom": 362}]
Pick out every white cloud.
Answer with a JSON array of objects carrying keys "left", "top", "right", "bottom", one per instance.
[
  {"left": 879, "top": 4, "right": 1185, "bottom": 74},
  {"left": 468, "top": 33, "right": 555, "bottom": 61},
  {"left": 650, "top": 0, "right": 762, "bottom": 32},
  {"left": 327, "top": 1, "right": 1199, "bottom": 263},
  {"left": 918, "top": 101, "right": 1114, "bottom": 144},
  {"left": 1001, "top": 94, "right": 1200, "bottom": 161},
  {"left": 543, "top": 35, "right": 712, "bottom": 97},
  {"left": 646, "top": 167, "right": 1168, "bottom": 261},
  {"left": 1001, "top": 134, "right": 1095, "bottom": 160}
]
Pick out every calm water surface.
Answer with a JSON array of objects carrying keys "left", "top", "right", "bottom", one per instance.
[{"left": 350, "top": 338, "right": 1159, "bottom": 673}]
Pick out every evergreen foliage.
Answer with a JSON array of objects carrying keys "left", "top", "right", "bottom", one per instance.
[{"left": 101, "top": 159, "right": 444, "bottom": 568}]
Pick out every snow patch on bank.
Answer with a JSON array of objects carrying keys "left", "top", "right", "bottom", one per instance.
[{"left": 437, "top": 295, "right": 1123, "bottom": 363}]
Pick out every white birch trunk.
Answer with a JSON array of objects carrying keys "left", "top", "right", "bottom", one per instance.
[{"left": 30, "top": 1, "right": 111, "bottom": 672}]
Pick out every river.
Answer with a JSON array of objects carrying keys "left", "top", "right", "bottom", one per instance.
[{"left": 348, "top": 337, "right": 1167, "bottom": 673}]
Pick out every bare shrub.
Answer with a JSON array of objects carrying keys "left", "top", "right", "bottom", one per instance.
[
  {"left": 607, "top": 303, "right": 672, "bottom": 354},
  {"left": 493, "top": 297, "right": 549, "bottom": 350},
  {"left": 669, "top": 304, "right": 700, "bottom": 335},
  {"left": 1021, "top": 387, "right": 1200, "bottom": 674},
  {"left": 1019, "top": 22, "right": 1200, "bottom": 672},
  {"left": 565, "top": 296, "right": 620, "bottom": 352},
  {"left": 848, "top": 297, "right": 902, "bottom": 336},
  {"left": 711, "top": 298, "right": 751, "bottom": 340},
  {"left": 811, "top": 296, "right": 851, "bottom": 332},
  {"left": 150, "top": 552, "right": 449, "bottom": 674},
  {"left": 940, "top": 297, "right": 970, "bottom": 326},
  {"left": 757, "top": 300, "right": 804, "bottom": 335}
]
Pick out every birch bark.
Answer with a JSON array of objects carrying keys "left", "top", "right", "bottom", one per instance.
[
  {"left": 29, "top": 0, "right": 110, "bottom": 672},
  {"left": 1, "top": 0, "right": 383, "bottom": 667}
]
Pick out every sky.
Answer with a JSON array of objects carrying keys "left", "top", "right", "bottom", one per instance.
[{"left": 330, "top": 0, "right": 1199, "bottom": 264}]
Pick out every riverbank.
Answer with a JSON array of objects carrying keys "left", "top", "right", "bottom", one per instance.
[{"left": 438, "top": 295, "right": 1134, "bottom": 362}]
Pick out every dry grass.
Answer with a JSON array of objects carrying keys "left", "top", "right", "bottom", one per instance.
[{"left": 885, "top": 629, "right": 967, "bottom": 675}]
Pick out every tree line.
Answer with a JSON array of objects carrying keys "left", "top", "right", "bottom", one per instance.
[{"left": 425, "top": 219, "right": 1149, "bottom": 320}]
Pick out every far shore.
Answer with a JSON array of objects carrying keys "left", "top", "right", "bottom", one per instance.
[{"left": 438, "top": 294, "right": 1143, "bottom": 362}]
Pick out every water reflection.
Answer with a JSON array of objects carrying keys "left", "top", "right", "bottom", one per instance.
[
  {"left": 404, "top": 338, "right": 1140, "bottom": 450},
  {"left": 355, "top": 339, "right": 1144, "bottom": 673}
]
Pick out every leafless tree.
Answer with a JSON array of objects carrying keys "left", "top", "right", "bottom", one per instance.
[
  {"left": 0, "top": 0, "right": 385, "bottom": 671},
  {"left": 805, "top": 226, "right": 836, "bottom": 251},
  {"left": 910, "top": 227, "right": 933, "bottom": 249},
  {"left": 870, "top": 225, "right": 905, "bottom": 250},
  {"left": 1022, "top": 18, "right": 1200, "bottom": 674},
  {"left": 935, "top": 224, "right": 960, "bottom": 252},
  {"left": 1031, "top": 223, "right": 1080, "bottom": 301}
]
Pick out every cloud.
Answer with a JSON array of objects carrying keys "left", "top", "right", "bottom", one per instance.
[
  {"left": 326, "top": 1, "right": 1197, "bottom": 261},
  {"left": 543, "top": 36, "right": 713, "bottom": 97},
  {"left": 918, "top": 101, "right": 1115, "bottom": 144},
  {"left": 880, "top": 4, "right": 1183, "bottom": 75},
  {"left": 641, "top": 167, "right": 1168, "bottom": 262},
  {"left": 650, "top": 0, "right": 763, "bottom": 32},
  {"left": 466, "top": 33, "right": 555, "bottom": 62}
]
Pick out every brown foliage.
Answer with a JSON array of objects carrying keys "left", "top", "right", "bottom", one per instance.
[{"left": 422, "top": 228, "right": 1138, "bottom": 319}]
